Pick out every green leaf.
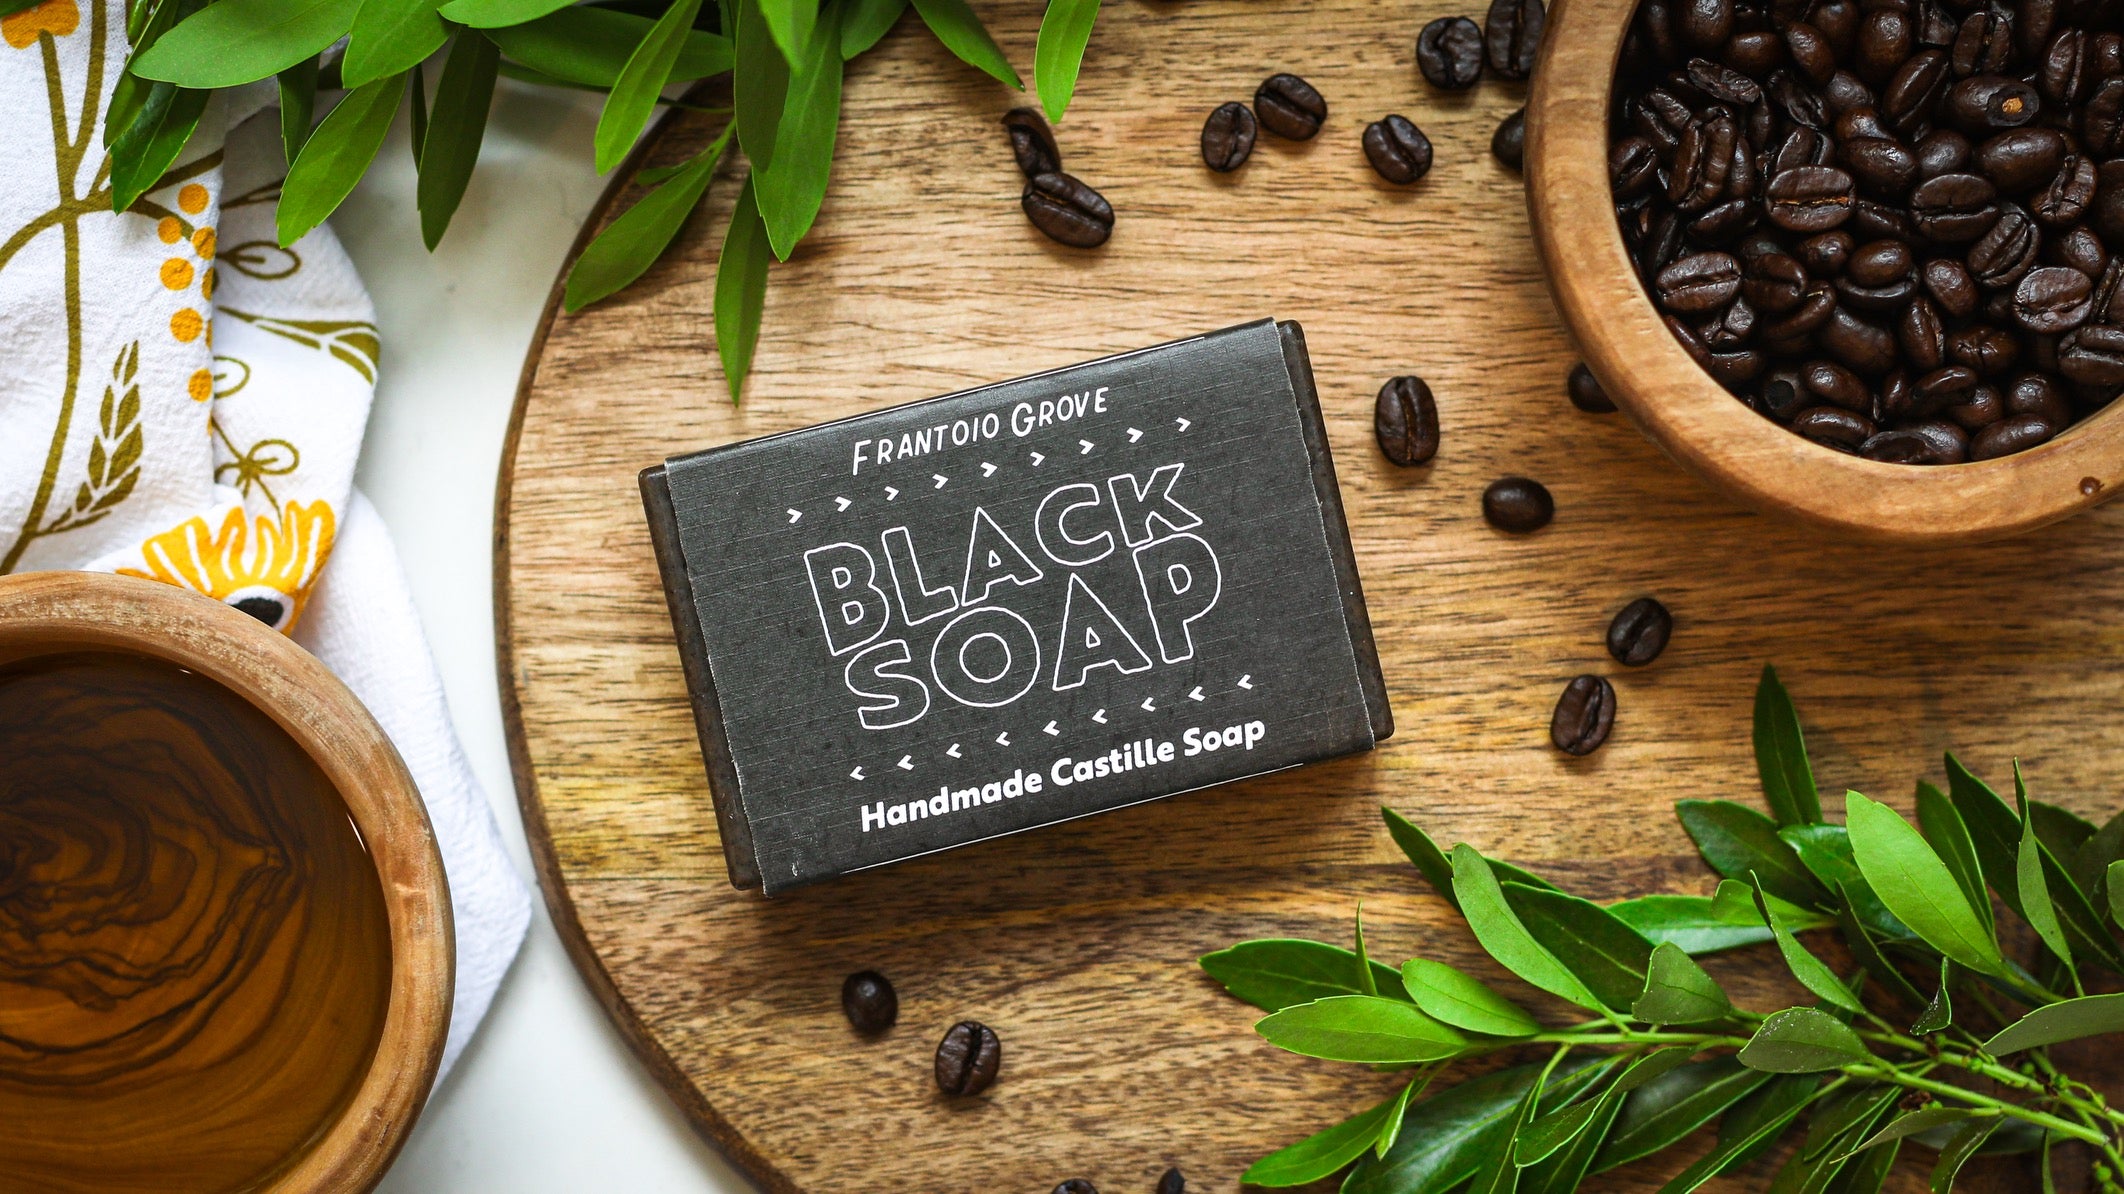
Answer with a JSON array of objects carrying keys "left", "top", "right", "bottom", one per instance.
[
  {"left": 757, "top": 0, "right": 818, "bottom": 65},
  {"left": 1373, "top": 1075, "right": 1426, "bottom": 1161},
  {"left": 409, "top": 62, "right": 430, "bottom": 167},
  {"left": 1520, "top": 1086, "right": 1626, "bottom": 1194},
  {"left": 278, "top": 74, "right": 404, "bottom": 245},
  {"left": 1386, "top": 808, "right": 1460, "bottom": 910},
  {"left": 1912, "top": 959, "right": 1953, "bottom": 1035},
  {"left": 1503, "top": 882, "right": 1656, "bottom": 1013},
  {"left": 1199, "top": 939, "right": 1408, "bottom": 1014},
  {"left": 1842, "top": 1107, "right": 1990, "bottom": 1158},
  {"left": 1846, "top": 790, "right": 2006, "bottom": 977},
  {"left": 734, "top": 0, "right": 791, "bottom": 172},
  {"left": 1755, "top": 664, "right": 1823, "bottom": 826},
  {"left": 1740, "top": 1007, "right": 1871, "bottom": 1073},
  {"left": 278, "top": 57, "right": 321, "bottom": 163},
  {"left": 485, "top": 8, "right": 732, "bottom": 87},
  {"left": 595, "top": 0, "right": 703, "bottom": 173},
  {"left": 2110, "top": 860, "right": 2124, "bottom": 929},
  {"left": 1660, "top": 1074, "right": 1821, "bottom": 1194},
  {"left": 755, "top": 0, "right": 841, "bottom": 258},
  {"left": 1471, "top": 1055, "right": 1564, "bottom": 1194},
  {"left": 1034, "top": 0, "right": 1098, "bottom": 122},
  {"left": 343, "top": 0, "right": 447, "bottom": 88},
  {"left": 0, "top": 0, "right": 48, "bottom": 15},
  {"left": 1633, "top": 942, "right": 1732, "bottom": 1025},
  {"left": 437, "top": 0, "right": 572, "bottom": 25},
  {"left": 2070, "top": 810, "right": 2124, "bottom": 900},
  {"left": 1345, "top": 1060, "right": 1603, "bottom": 1194},
  {"left": 132, "top": 0, "right": 363, "bottom": 88},
  {"left": 1607, "top": 894, "right": 1773, "bottom": 955},
  {"left": 1945, "top": 755, "right": 2124, "bottom": 975},
  {"left": 1451, "top": 846, "right": 1603, "bottom": 1012},
  {"left": 1256, "top": 995, "right": 1469, "bottom": 1064},
  {"left": 1596, "top": 1058, "right": 1772, "bottom": 1171},
  {"left": 417, "top": 31, "right": 500, "bottom": 249},
  {"left": 1780, "top": 823, "right": 1907, "bottom": 939},
  {"left": 109, "top": 84, "right": 209, "bottom": 213},
  {"left": 1916, "top": 780, "right": 1994, "bottom": 939},
  {"left": 1748, "top": 876, "right": 1862, "bottom": 1013},
  {"left": 1931, "top": 1117, "right": 1999, "bottom": 1193},
  {"left": 1982, "top": 992, "right": 2124, "bottom": 1055},
  {"left": 1400, "top": 959, "right": 1540, "bottom": 1037},
  {"left": 1613, "top": 1046, "right": 1699, "bottom": 1094},
  {"left": 2029, "top": 799, "right": 2096, "bottom": 860},
  {"left": 2015, "top": 767, "right": 2077, "bottom": 977},
  {"left": 1712, "top": 878, "right": 1834, "bottom": 933},
  {"left": 839, "top": 0, "right": 906, "bottom": 58},
  {"left": 909, "top": 0, "right": 1022, "bottom": 89},
  {"left": 1832, "top": 890, "right": 1929, "bottom": 1012},
  {"left": 1515, "top": 1099, "right": 1603, "bottom": 1167},
  {"left": 1350, "top": 907, "right": 1379, "bottom": 998},
  {"left": 1242, "top": 1085, "right": 1414, "bottom": 1187},
  {"left": 1769, "top": 1083, "right": 1896, "bottom": 1194},
  {"left": 1832, "top": 1129, "right": 1900, "bottom": 1194},
  {"left": 1677, "top": 799, "right": 1830, "bottom": 911}
]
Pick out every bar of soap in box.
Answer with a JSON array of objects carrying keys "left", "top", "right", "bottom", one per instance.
[{"left": 641, "top": 319, "right": 1391, "bottom": 894}]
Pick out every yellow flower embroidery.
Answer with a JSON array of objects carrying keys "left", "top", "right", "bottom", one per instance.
[
  {"left": 118, "top": 501, "right": 337, "bottom": 632},
  {"left": 3, "top": 0, "right": 77, "bottom": 49}
]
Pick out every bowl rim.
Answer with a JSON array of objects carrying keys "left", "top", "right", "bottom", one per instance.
[
  {"left": 0, "top": 570, "right": 452, "bottom": 1194},
  {"left": 1525, "top": 0, "right": 2124, "bottom": 544}
]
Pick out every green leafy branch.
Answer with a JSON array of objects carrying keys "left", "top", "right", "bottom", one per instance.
[
  {"left": 108, "top": 0, "right": 1106, "bottom": 403},
  {"left": 1205, "top": 666, "right": 2124, "bottom": 1194}
]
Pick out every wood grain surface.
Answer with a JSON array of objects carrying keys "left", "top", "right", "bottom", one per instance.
[{"left": 495, "top": 2, "right": 2124, "bottom": 1190}]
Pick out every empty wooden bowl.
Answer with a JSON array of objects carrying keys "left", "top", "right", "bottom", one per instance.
[
  {"left": 1525, "top": 0, "right": 2124, "bottom": 543},
  {"left": 0, "top": 572, "right": 452, "bottom": 1193}
]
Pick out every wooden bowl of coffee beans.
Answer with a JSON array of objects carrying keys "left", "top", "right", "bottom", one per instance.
[{"left": 1526, "top": 0, "right": 2124, "bottom": 542}]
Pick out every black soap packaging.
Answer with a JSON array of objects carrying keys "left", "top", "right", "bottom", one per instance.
[{"left": 642, "top": 318, "right": 1392, "bottom": 894}]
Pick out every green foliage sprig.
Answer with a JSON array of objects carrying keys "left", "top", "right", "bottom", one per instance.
[
  {"left": 1205, "top": 667, "right": 2124, "bottom": 1194},
  {"left": 101, "top": 0, "right": 1104, "bottom": 400}
]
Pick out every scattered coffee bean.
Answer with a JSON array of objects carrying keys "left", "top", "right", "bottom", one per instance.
[
  {"left": 1605, "top": 597, "right": 1673, "bottom": 666},
  {"left": 1493, "top": 108, "right": 1526, "bottom": 172},
  {"left": 1053, "top": 1182, "right": 1098, "bottom": 1194},
  {"left": 1374, "top": 375, "right": 1440, "bottom": 466},
  {"left": 1419, "top": 16, "right": 1485, "bottom": 89},
  {"left": 1255, "top": 73, "right": 1327, "bottom": 140},
  {"left": 935, "top": 1021, "right": 1001, "bottom": 1097},
  {"left": 1364, "top": 115, "right": 1434, "bottom": 184},
  {"left": 1482, "top": 476, "right": 1554, "bottom": 532},
  {"left": 1156, "top": 1169, "right": 1186, "bottom": 1194},
  {"left": 1551, "top": 675, "right": 1616, "bottom": 756},
  {"left": 1201, "top": 101, "right": 1257, "bottom": 172},
  {"left": 1002, "top": 108, "right": 1060, "bottom": 179},
  {"left": 1485, "top": 0, "right": 1547, "bottom": 81},
  {"left": 1567, "top": 363, "right": 1617, "bottom": 411},
  {"left": 1022, "top": 173, "right": 1113, "bottom": 248},
  {"left": 841, "top": 970, "right": 897, "bottom": 1034}
]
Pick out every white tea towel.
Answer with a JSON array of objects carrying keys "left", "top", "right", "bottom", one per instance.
[{"left": 0, "top": 0, "right": 530, "bottom": 1077}]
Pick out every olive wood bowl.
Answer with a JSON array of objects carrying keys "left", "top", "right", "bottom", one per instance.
[
  {"left": 0, "top": 571, "right": 452, "bottom": 1193},
  {"left": 1526, "top": 0, "right": 2124, "bottom": 543}
]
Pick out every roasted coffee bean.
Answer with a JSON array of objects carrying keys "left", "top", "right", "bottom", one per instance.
[
  {"left": 1052, "top": 1182, "right": 1098, "bottom": 1194},
  {"left": 1760, "top": 367, "right": 1810, "bottom": 418},
  {"left": 1913, "top": 128, "right": 1971, "bottom": 178},
  {"left": 2007, "top": 371, "right": 2074, "bottom": 424},
  {"left": 1766, "top": 165, "right": 1857, "bottom": 230},
  {"left": 1568, "top": 363, "right": 1617, "bottom": 411},
  {"left": 1200, "top": 102, "right": 1257, "bottom": 172},
  {"left": 2032, "top": 156, "right": 2095, "bottom": 230},
  {"left": 1915, "top": 363, "right": 1981, "bottom": 411},
  {"left": 1771, "top": 69, "right": 1830, "bottom": 129},
  {"left": 1811, "top": 0, "right": 1857, "bottom": 59},
  {"left": 1922, "top": 256, "right": 1982, "bottom": 315},
  {"left": 1724, "top": 30, "right": 1787, "bottom": 74},
  {"left": 1744, "top": 252, "right": 1811, "bottom": 310},
  {"left": 1841, "top": 137, "right": 1919, "bottom": 197},
  {"left": 1971, "top": 412, "right": 2058, "bottom": 457},
  {"left": 1157, "top": 1170, "right": 1186, "bottom": 1194},
  {"left": 1374, "top": 375, "right": 1440, "bottom": 465},
  {"left": 935, "top": 1021, "right": 1001, "bottom": 1097},
  {"left": 1486, "top": 0, "right": 1547, "bottom": 79},
  {"left": 2083, "top": 76, "right": 2124, "bottom": 156},
  {"left": 1550, "top": 675, "right": 1616, "bottom": 756},
  {"left": 1364, "top": 115, "right": 1434, "bottom": 184},
  {"left": 1949, "top": 6, "right": 2014, "bottom": 78},
  {"left": 2012, "top": 266, "right": 2095, "bottom": 332},
  {"left": 1483, "top": 476, "right": 1555, "bottom": 532},
  {"left": 2060, "top": 324, "right": 2124, "bottom": 385},
  {"left": 1772, "top": 125, "right": 1835, "bottom": 175},
  {"left": 1705, "top": 347, "right": 1767, "bottom": 384},
  {"left": 1883, "top": 50, "right": 1952, "bottom": 129},
  {"left": 2040, "top": 27, "right": 2090, "bottom": 105},
  {"left": 1848, "top": 239, "right": 1914, "bottom": 286},
  {"left": 1947, "top": 382, "right": 2005, "bottom": 427},
  {"left": 1945, "top": 73, "right": 2039, "bottom": 131},
  {"left": 1022, "top": 173, "right": 1113, "bottom": 248},
  {"left": 1799, "top": 230, "right": 1855, "bottom": 275},
  {"left": 1846, "top": 198, "right": 1912, "bottom": 242},
  {"left": 1948, "top": 324, "right": 2021, "bottom": 376},
  {"left": 2096, "top": 161, "right": 2124, "bottom": 244},
  {"left": 1418, "top": 16, "right": 1485, "bottom": 89},
  {"left": 1909, "top": 172, "right": 2000, "bottom": 241},
  {"left": 842, "top": 971, "right": 898, "bottom": 1034},
  {"left": 1856, "top": 8, "right": 1915, "bottom": 84},
  {"left": 1762, "top": 282, "right": 1838, "bottom": 336},
  {"left": 1861, "top": 420, "right": 1969, "bottom": 461},
  {"left": 1786, "top": 21, "right": 1837, "bottom": 82},
  {"left": 1607, "top": 597, "right": 1674, "bottom": 666},
  {"left": 1688, "top": 57, "right": 1763, "bottom": 104},
  {"left": 1900, "top": 296, "right": 1947, "bottom": 369},
  {"left": 1824, "top": 69, "right": 1877, "bottom": 115},
  {"left": 1612, "top": 136, "right": 1661, "bottom": 197},
  {"left": 1493, "top": 108, "right": 1527, "bottom": 171},
  {"left": 1819, "top": 307, "right": 1899, "bottom": 375},
  {"left": 1804, "top": 359, "right": 1872, "bottom": 408},
  {"left": 1655, "top": 251, "right": 1745, "bottom": 311},
  {"left": 2017, "top": 0, "right": 2057, "bottom": 59},
  {"left": 1791, "top": 404, "right": 1877, "bottom": 447},
  {"left": 1255, "top": 73, "right": 1327, "bottom": 140},
  {"left": 1968, "top": 203, "right": 2039, "bottom": 287},
  {"left": 1002, "top": 108, "right": 1060, "bottom": 178},
  {"left": 1973, "top": 128, "right": 2064, "bottom": 193},
  {"left": 1700, "top": 295, "right": 1758, "bottom": 345}
]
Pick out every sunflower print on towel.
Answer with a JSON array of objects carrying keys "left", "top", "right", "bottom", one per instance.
[{"left": 118, "top": 499, "right": 336, "bottom": 632}]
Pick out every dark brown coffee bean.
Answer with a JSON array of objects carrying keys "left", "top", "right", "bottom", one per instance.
[
  {"left": 1744, "top": 253, "right": 1811, "bottom": 311},
  {"left": 1770, "top": 70, "right": 1830, "bottom": 130},
  {"left": 1883, "top": 50, "right": 1952, "bottom": 130},
  {"left": 1364, "top": 115, "right": 1434, "bottom": 184},
  {"left": 1568, "top": 363, "right": 1617, "bottom": 412},
  {"left": 1493, "top": 108, "right": 1527, "bottom": 172},
  {"left": 1922, "top": 256, "right": 1982, "bottom": 315},
  {"left": 1607, "top": 597, "right": 1674, "bottom": 666},
  {"left": 1255, "top": 73, "right": 1327, "bottom": 140},
  {"left": 1053, "top": 1182, "right": 1098, "bottom": 1194},
  {"left": 1759, "top": 366, "right": 1810, "bottom": 418},
  {"left": 2040, "top": 27, "right": 2090, "bottom": 105},
  {"left": 1968, "top": 203, "right": 2039, "bottom": 287},
  {"left": 1688, "top": 57, "right": 1763, "bottom": 105},
  {"left": 1791, "top": 404, "right": 1877, "bottom": 447},
  {"left": 1680, "top": 0, "right": 1734, "bottom": 49},
  {"left": 1022, "top": 173, "right": 1113, "bottom": 248},
  {"left": 1200, "top": 102, "right": 1257, "bottom": 172},
  {"left": 2016, "top": 0, "right": 2056, "bottom": 58},
  {"left": 1945, "top": 73, "right": 2039, "bottom": 131},
  {"left": 1948, "top": 325, "right": 2021, "bottom": 376},
  {"left": 2034, "top": 155, "right": 2096, "bottom": 226},
  {"left": 1612, "top": 135, "right": 1661, "bottom": 197},
  {"left": 1002, "top": 108, "right": 1060, "bottom": 179},
  {"left": 1841, "top": 137, "right": 1918, "bottom": 197},
  {"left": 1848, "top": 239, "right": 1914, "bottom": 286},
  {"left": 1799, "top": 230, "right": 1855, "bottom": 275},
  {"left": 1486, "top": 0, "right": 1547, "bottom": 78},
  {"left": 1846, "top": 198, "right": 1912, "bottom": 242},
  {"left": 1915, "top": 363, "right": 1981, "bottom": 411},
  {"left": 1805, "top": 359, "right": 1872, "bottom": 408},
  {"left": 1857, "top": 8, "right": 1916, "bottom": 84},
  {"left": 1724, "top": 30, "right": 1787, "bottom": 74},
  {"left": 2012, "top": 266, "right": 2095, "bottom": 333},
  {"left": 1419, "top": 16, "right": 1485, "bottom": 89},
  {"left": 1973, "top": 128, "right": 2063, "bottom": 194},
  {"left": 1909, "top": 172, "right": 2000, "bottom": 241},
  {"left": 1773, "top": 124, "right": 1835, "bottom": 175},
  {"left": 1824, "top": 69, "right": 1877, "bottom": 116},
  {"left": 1971, "top": 412, "right": 2058, "bottom": 457},
  {"left": 1375, "top": 375, "right": 1440, "bottom": 465},
  {"left": 1900, "top": 296, "right": 1948, "bottom": 369},
  {"left": 1655, "top": 251, "right": 1745, "bottom": 312},
  {"left": 1861, "top": 420, "right": 1970, "bottom": 461},
  {"left": 2084, "top": 76, "right": 2124, "bottom": 157},
  {"left": 1949, "top": 6, "right": 2014, "bottom": 78},
  {"left": 1766, "top": 165, "right": 1857, "bottom": 230},
  {"left": 1699, "top": 295, "right": 1757, "bottom": 346},
  {"left": 1705, "top": 348, "right": 1767, "bottom": 385},
  {"left": 1763, "top": 282, "right": 1839, "bottom": 336},
  {"left": 2096, "top": 161, "right": 2124, "bottom": 245},
  {"left": 2007, "top": 371, "right": 2074, "bottom": 424},
  {"left": 1820, "top": 307, "right": 1898, "bottom": 375},
  {"left": 2060, "top": 324, "right": 2124, "bottom": 385},
  {"left": 1786, "top": 21, "right": 1838, "bottom": 82},
  {"left": 1551, "top": 675, "right": 1616, "bottom": 755},
  {"left": 1157, "top": 1170, "right": 1186, "bottom": 1194},
  {"left": 935, "top": 1021, "right": 1001, "bottom": 1096},
  {"left": 1810, "top": 0, "right": 1858, "bottom": 59},
  {"left": 1913, "top": 128, "right": 1971, "bottom": 178},
  {"left": 842, "top": 971, "right": 898, "bottom": 1034},
  {"left": 1483, "top": 476, "right": 1555, "bottom": 532}
]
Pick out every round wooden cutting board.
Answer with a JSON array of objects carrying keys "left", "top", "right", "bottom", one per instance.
[{"left": 495, "top": 2, "right": 2124, "bottom": 1190}]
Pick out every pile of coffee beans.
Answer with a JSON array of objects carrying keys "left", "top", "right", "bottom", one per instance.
[
  {"left": 1609, "top": 0, "right": 2124, "bottom": 462},
  {"left": 1006, "top": 108, "right": 1114, "bottom": 248},
  {"left": 1416, "top": 0, "right": 1549, "bottom": 171}
]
